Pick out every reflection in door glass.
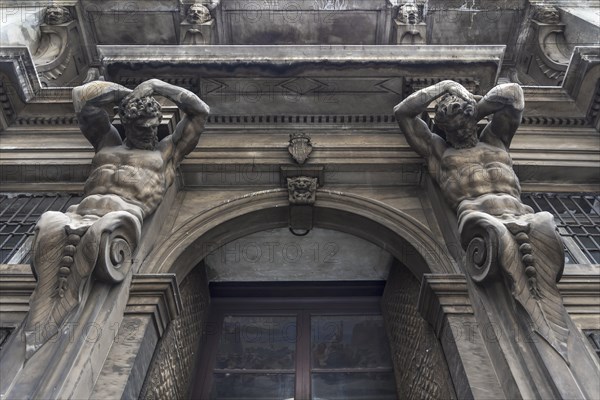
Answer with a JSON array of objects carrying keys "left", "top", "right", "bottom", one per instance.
[
  {"left": 311, "top": 315, "right": 393, "bottom": 369},
  {"left": 311, "top": 315, "right": 397, "bottom": 400},
  {"left": 211, "top": 316, "right": 297, "bottom": 399},
  {"left": 216, "top": 315, "right": 296, "bottom": 369}
]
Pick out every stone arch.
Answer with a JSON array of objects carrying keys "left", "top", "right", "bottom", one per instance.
[{"left": 141, "top": 188, "right": 458, "bottom": 281}]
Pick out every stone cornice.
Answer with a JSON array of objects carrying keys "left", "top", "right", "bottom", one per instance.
[
  {"left": 557, "top": 274, "right": 600, "bottom": 328},
  {"left": 97, "top": 44, "right": 506, "bottom": 65},
  {"left": 418, "top": 273, "right": 600, "bottom": 335},
  {"left": 1, "top": 45, "right": 596, "bottom": 127},
  {"left": 417, "top": 274, "right": 473, "bottom": 337},
  {"left": 0, "top": 264, "right": 36, "bottom": 327},
  {"left": 126, "top": 274, "right": 182, "bottom": 338}
]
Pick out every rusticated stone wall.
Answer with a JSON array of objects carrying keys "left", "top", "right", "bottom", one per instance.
[
  {"left": 139, "top": 267, "right": 209, "bottom": 399},
  {"left": 382, "top": 264, "right": 456, "bottom": 400}
]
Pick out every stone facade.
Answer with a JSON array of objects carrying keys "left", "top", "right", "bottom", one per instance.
[
  {"left": 139, "top": 268, "right": 210, "bottom": 399},
  {"left": 382, "top": 264, "right": 456, "bottom": 400},
  {"left": 0, "top": 0, "right": 599, "bottom": 399}
]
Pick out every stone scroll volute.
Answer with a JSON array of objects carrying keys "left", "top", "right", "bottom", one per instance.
[{"left": 21, "top": 79, "right": 210, "bottom": 359}]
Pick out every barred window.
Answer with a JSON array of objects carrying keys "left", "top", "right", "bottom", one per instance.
[
  {"left": 0, "top": 328, "right": 14, "bottom": 351},
  {"left": 522, "top": 193, "right": 600, "bottom": 264},
  {"left": 584, "top": 330, "right": 600, "bottom": 359},
  {"left": 0, "top": 194, "right": 82, "bottom": 264}
]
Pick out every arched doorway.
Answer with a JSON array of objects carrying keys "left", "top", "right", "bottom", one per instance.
[
  {"left": 138, "top": 188, "right": 459, "bottom": 399},
  {"left": 141, "top": 188, "right": 458, "bottom": 279}
]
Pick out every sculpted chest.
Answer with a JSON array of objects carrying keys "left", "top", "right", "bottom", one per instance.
[
  {"left": 91, "top": 146, "right": 166, "bottom": 172},
  {"left": 440, "top": 143, "right": 513, "bottom": 173}
]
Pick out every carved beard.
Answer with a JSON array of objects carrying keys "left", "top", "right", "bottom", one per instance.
[
  {"left": 125, "top": 136, "right": 158, "bottom": 151},
  {"left": 446, "top": 129, "right": 478, "bottom": 149}
]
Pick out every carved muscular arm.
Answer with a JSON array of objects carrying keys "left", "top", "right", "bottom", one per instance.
[
  {"left": 125, "top": 79, "right": 210, "bottom": 164},
  {"left": 393, "top": 80, "right": 470, "bottom": 161},
  {"left": 476, "top": 83, "right": 524, "bottom": 150},
  {"left": 72, "top": 81, "right": 132, "bottom": 151}
]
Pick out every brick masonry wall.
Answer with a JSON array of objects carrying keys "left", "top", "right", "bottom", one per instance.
[
  {"left": 139, "top": 267, "right": 210, "bottom": 399},
  {"left": 382, "top": 264, "right": 457, "bottom": 400}
]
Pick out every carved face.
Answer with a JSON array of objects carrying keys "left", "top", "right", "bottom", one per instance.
[
  {"left": 533, "top": 6, "right": 560, "bottom": 24},
  {"left": 434, "top": 95, "right": 479, "bottom": 149},
  {"left": 398, "top": 3, "right": 419, "bottom": 24},
  {"left": 125, "top": 117, "right": 160, "bottom": 150},
  {"left": 288, "top": 177, "right": 317, "bottom": 204},
  {"left": 44, "top": 6, "right": 72, "bottom": 25},
  {"left": 187, "top": 4, "right": 211, "bottom": 24}
]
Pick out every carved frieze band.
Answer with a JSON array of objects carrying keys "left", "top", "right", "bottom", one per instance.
[{"left": 5, "top": 114, "right": 592, "bottom": 128}]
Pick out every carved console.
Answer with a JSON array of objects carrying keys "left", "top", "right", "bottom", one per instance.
[
  {"left": 518, "top": 5, "right": 571, "bottom": 85},
  {"left": 25, "top": 210, "right": 141, "bottom": 358},
  {"left": 285, "top": 176, "right": 318, "bottom": 235},
  {"left": 33, "top": 7, "right": 88, "bottom": 86},
  {"left": 180, "top": 3, "right": 215, "bottom": 45},
  {"left": 459, "top": 211, "right": 570, "bottom": 359},
  {"left": 457, "top": 207, "right": 600, "bottom": 398},
  {"left": 282, "top": 132, "right": 321, "bottom": 235},
  {"left": 393, "top": 2, "right": 426, "bottom": 45}
]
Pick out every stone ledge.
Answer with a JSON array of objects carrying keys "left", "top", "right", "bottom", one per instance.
[
  {"left": 417, "top": 273, "right": 600, "bottom": 335},
  {"left": 0, "top": 264, "right": 36, "bottom": 327},
  {"left": 126, "top": 274, "right": 182, "bottom": 338}
]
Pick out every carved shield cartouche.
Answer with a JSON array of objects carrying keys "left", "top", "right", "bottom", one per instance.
[{"left": 288, "top": 132, "right": 312, "bottom": 165}]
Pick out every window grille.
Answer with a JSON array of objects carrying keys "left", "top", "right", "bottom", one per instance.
[
  {"left": 0, "top": 328, "right": 14, "bottom": 351},
  {"left": 522, "top": 193, "right": 600, "bottom": 264},
  {"left": 0, "top": 194, "right": 82, "bottom": 264},
  {"left": 584, "top": 330, "right": 600, "bottom": 358}
]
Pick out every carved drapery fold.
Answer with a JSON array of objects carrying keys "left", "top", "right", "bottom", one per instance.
[
  {"left": 459, "top": 208, "right": 570, "bottom": 362},
  {"left": 24, "top": 210, "right": 141, "bottom": 359}
]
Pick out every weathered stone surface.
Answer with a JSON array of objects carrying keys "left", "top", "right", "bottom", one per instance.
[
  {"left": 218, "top": 0, "right": 393, "bottom": 45},
  {"left": 382, "top": 264, "right": 456, "bottom": 400},
  {"left": 396, "top": 80, "right": 600, "bottom": 398},
  {"left": 204, "top": 227, "right": 393, "bottom": 281},
  {"left": 138, "top": 267, "right": 210, "bottom": 399},
  {"left": 0, "top": 78, "right": 209, "bottom": 398},
  {"left": 21, "top": 78, "right": 209, "bottom": 357},
  {"left": 90, "top": 273, "right": 182, "bottom": 399}
]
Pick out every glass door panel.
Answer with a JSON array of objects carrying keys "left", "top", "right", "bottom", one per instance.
[
  {"left": 310, "top": 315, "right": 397, "bottom": 400},
  {"left": 210, "top": 373, "right": 295, "bottom": 399},
  {"left": 312, "top": 372, "right": 397, "bottom": 400},
  {"left": 211, "top": 315, "right": 297, "bottom": 400}
]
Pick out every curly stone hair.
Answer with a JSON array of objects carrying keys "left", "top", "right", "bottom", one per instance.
[
  {"left": 118, "top": 96, "right": 162, "bottom": 125},
  {"left": 434, "top": 94, "right": 477, "bottom": 130}
]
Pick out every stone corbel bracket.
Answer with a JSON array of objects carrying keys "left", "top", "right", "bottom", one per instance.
[
  {"left": 393, "top": 2, "right": 426, "bottom": 44},
  {"left": 89, "top": 274, "right": 182, "bottom": 399},
  {"left": 180, "top": 3, "right": 215, "bottom": 45},
  {"left": 126, "top": 274, "right": 182, "bottom": 338},
  {"left": 522, "top": 6, "right": 571, "bottom": 85},
  {"left": 459, "top": 212, "right": 570, "bottom": 360},
  {"left": 23, "top": 210, "right": 141, "bottom": 359},
  {"left": 282, "top": 131, "right": 322, "bottom": 235},
  {"left": 418, "top": 274, "right": 506, "bottom": 399},
  {"left": 33, "top": 16, "right": 87, "bottom": 86},
  {"left": 285, "top": 175, "right": 319, "bottom": 236}
]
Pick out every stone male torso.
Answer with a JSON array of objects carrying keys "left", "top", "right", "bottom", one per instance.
[
  {"left": 433, "top": 142, "right": 522, "bottom": 212},
  {"left": 83, "top": 145, "right": 175, "bottom": 216}
]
